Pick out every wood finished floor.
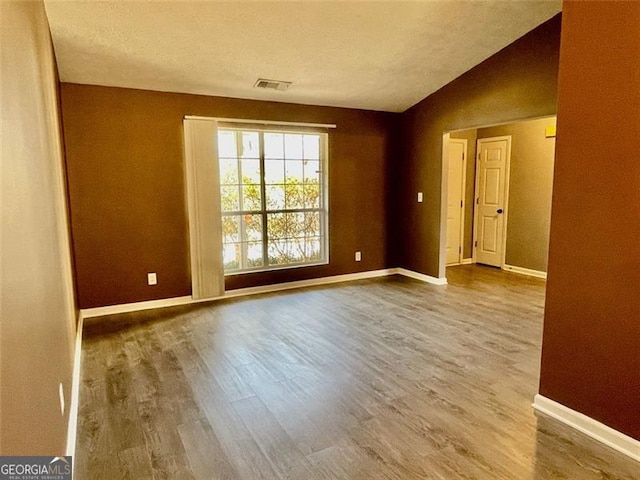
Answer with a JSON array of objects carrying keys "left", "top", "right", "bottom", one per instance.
[{"left": 76, "top": 265, "right": 639, "bottom": 479}]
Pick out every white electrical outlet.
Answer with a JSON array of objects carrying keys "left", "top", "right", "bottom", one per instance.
[
  {"left": 59, "top": 382, "right": 65, "bottom": 415},
  {"left": 147, "top": 272, "right": 157, "bottom": 285},
  {"left": 417, "top": 192, "right": 423, "bottom": 203},
  {"left": 355, "top": 251, "right": 362, "bottom": 262}
]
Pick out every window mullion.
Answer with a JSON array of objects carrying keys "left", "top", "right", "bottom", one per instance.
[
  {"left": 259, "top": 131, "right": 268, "bottom": 266},
  {"left": 320, "top": 134, "right": 326, "bottom": 262},
  {"left": 324, "top": 135, "right": 328, "bottom": 262},
  {"left": 236, "top": 131, "right": 247, "bottom": 270}
]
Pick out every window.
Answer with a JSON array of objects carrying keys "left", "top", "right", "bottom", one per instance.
[{"left": 218, "top": 128, "right": 328, "bottom": 273}]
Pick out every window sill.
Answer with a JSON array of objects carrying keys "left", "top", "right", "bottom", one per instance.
[{"left": 224, "top": 260, "right": 329, "bottom": 277}]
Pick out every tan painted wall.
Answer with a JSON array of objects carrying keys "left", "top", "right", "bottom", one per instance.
[
  {"left": 478, "top": 116, "right": 556, "bottom": 272},
  {"left": 540, "top": 0, "right": 640, "bottom": 439},
  {"left": 0, "top": 1, "right": 77, "bottom": 454}
]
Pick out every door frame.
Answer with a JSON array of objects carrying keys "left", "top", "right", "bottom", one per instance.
[
  {"left": 472, "top": 135, "right": 512, "bottom": 267},
  {"left": 446, "top": 138, "right": 468, "bottom": 266}
]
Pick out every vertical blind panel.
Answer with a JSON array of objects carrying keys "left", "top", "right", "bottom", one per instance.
[{"left": 183, "top": 119, "right": 225, "bottom": 299}]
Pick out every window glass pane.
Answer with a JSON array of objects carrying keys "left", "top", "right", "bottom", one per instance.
[
  {"left": 222, "top": 215, "right": 264, "bottom": 270},
  {"left": 303, "top": 184, "right": 320, "bottom": 209},
  {"left": 285, "top": 160, "right": 304, "bottom": 183},
  {"left": 246, "top": 242, "right": 264, "bottom": 268},
  {"left": 243, "top": 214, "right": 263, "bottom": 242},
  {"left": 291, "top": 212, "right": 307, "bottom": 237},
  {"left": 218, "top": 130, "right": 237, "bottom": 158},
  {"left": 303, "top": 160, "right": 320, "bottom": 184},
  {"left": 240, "top": 158, "right": 260, "bottom": 184},
  {"left": 265, "top": 159, "right": 285, "bottom": 184},
  {"left": 303, "top": 135, "right": 320, "bottom": 160},
  {"left": 241, "top": 132, "right": 259, "bottom": 158},
  {"left": 303, "top": 212, "right": 320, "bottom": 237},
  {"left": 285, "top": 185, "right": 304, "bottom": 210},
  {"left": 242, "top": 185, "right": 261, "bottom": 211},
  {"left": 266, "top": 212, "right": 286, "bottom": 240},
  {"left": 222, "top": 215, "right": 240, "bottom": 243},
  {"left": 290, "top": 239, "right": 306, "bottom": 262},
  {"left": 267, "top": 240, "right": 288, "bottom": 265},
  {"left": 265, "top": 185, "right": 285, "bottom": 210},
  {"left": 223, "top": 243, "right": 240, "bottom": 270},
  {"left": 264, "top": 133, "right": 284, "bottom": 159},
  {"left": 284, "top": 134, "right": 303, "bottom": 160},
  {"left": 268, "top": 212, "right": 311, "bottom": 240},
  {"left": 268, "top": 239, "right": 304, "bottom": 265},
  {"left": 219, "top": 158, "right": 238, "bottom": 184},
  {"left": 221, "top": 186, "right": 239, "bottom": 212},
  {"left": 305, "top": 238, "right": 321, "bottom": 261}
]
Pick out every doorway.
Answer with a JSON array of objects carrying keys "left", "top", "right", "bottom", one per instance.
[{"left": 442, "top": 116, "right": 556, "bottom": 278}]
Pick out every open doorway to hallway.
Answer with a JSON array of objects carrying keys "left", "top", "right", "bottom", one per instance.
[{"left": 443, "top": 116, "right": 556, "bottom": 279}]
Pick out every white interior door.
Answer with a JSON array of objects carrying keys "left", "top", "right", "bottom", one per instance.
[
  {"left": 446, "top": 139, "right": 466, "bottom": 265},
  {"left": 474, "top": 136, "right": 510, "bottom": 267}
]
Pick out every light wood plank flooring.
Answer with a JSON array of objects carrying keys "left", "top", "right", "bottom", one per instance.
[{"left": 76, "top": 265, "right": 639, "bottom": 479}]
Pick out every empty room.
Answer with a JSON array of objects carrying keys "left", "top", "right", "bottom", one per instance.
[{"left": 1, "top": 1, "right": 639, "bottom": 479}]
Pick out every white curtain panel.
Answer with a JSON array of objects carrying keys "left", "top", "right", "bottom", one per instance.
[{"left": 183, "top": 118, "right": 225, "bottom": 299}]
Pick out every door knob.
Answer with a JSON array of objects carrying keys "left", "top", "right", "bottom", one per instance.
[{"left": 497, "top": 209, "right": 504, "bottom": 214}]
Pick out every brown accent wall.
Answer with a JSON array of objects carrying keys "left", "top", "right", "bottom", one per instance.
[
  {"left": 61, "top": 84, "right": 397, "bottom": 308},
  {"left": 539, "top": 1, "right": 640, "bottom": 439},
  {"left": 0, "top": 1, "right": 76, "bottom": 454},
  {"left": 478, "top": 116, "right": 556, "bottom": 272},
  {"left": 398, "top": 14, "right": 561, "bottom": 277}
]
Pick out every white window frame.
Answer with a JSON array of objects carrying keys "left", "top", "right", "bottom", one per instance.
[{"left": 218, "top": 127, "right": 330, "bottom": 275}]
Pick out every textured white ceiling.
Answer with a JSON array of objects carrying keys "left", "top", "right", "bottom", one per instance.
[{"left": 44, "top": 1, "right": 561, "bottom": 113}]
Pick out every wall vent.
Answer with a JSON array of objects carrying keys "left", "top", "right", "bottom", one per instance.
[{"left": 254, "top": 78, "right": 292, "bottom": 91}]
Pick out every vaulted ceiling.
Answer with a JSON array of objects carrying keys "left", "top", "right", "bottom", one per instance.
[{"left": 44, "top": 1, "right": 561, "bottom": 112}]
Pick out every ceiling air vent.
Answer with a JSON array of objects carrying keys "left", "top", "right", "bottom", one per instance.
[{"left": 254, "top": 78, "right": 292, "bottom": 91}]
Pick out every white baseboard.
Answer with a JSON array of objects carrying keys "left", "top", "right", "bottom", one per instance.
[
  {"left": 82, "top": 269, "right": 419, "bottom": 318},
  {"left": 533, "top": 394, "right": 640, "bottom": 462},
  {"left": 81, "top": 268, "right": 448, "bottom": 318},
  {"left": 223, "top": 268, "right": 397, "bottom": 298},
  {"left": 394, "top": 268, "right": 448, "bottom": 285},
  {"left": 503, "top": 264, "right": 547, "bottom": 279},
  {"left": 461, "top": 258, "right": 474, "bottom": 265},
  {"left": 66, "top": 312, "right": 83, "bottom": 458},
  {"left": 81, "top": 296, "right": 194, "bottom": 318}
]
